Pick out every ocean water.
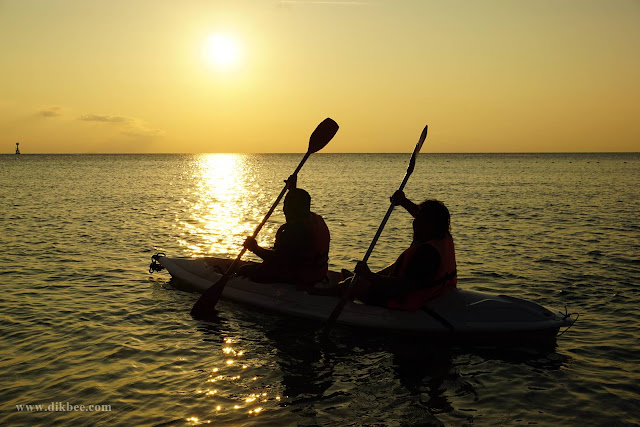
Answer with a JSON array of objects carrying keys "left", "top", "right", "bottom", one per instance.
[{"left": 1, "top": 153, "right": 639, "bottom": 426}]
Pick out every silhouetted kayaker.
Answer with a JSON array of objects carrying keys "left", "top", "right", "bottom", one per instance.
[
  {"left": 239, "top": 175, "right": 330, "bottom": 286},
  {"left": 340, "top": 191, "right": 457, "bottom": 310}
]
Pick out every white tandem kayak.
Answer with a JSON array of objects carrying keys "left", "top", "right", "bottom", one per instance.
[{"left": 150, "top": 255, "right": 576, "bottom": 344}]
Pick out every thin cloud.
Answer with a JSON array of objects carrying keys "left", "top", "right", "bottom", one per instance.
[
  {"left": 121, "top": 126, "right": 164, "bottom": 138},
  {"left": 79, "top": 112, "right": 163, "bottom": 139},
  {"left": 35, "top": 106, "right": 63, "bottom": 118},
  {"left": 79, "top": 114, "right": 130, "bottom": 124}
]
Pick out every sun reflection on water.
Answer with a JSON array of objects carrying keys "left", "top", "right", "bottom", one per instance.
[
  {"left": 189, "top": 335, "right": 286, "bottom": 421},
  {"left": 199, "top": 153, "right": 241, "bottom": 202},
  {"left": 178, "top": 153, "right": 259, "bottom": 257},
  {"left": 176, "top": 156, "right": 293, "bottom": 421}
]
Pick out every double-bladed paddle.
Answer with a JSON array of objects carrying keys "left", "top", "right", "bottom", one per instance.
[
  {"left": 191, "top": 118, "right": 339, "bottom": 319},
  {"left": 323, "top": 125, "right": 428, "bottom": 330}
]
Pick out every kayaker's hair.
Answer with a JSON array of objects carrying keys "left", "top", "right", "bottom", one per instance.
[
  {"left": 285, "top": 188, "right": 311, "bottom": 215},
  {"left": 416, "top": 199, "right": 450, "bottom": 237}
]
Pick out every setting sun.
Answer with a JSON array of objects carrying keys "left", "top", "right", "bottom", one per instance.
[{"left": 203, "top": 34, "right": 241, "bottom": 69}]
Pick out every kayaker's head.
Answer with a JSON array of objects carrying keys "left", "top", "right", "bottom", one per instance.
[
  {"left": 413, "top": 199, "right": 450, "bottom": 241},
  {"left": 284, "top": 188, "right": 311, "bottom": 222}
]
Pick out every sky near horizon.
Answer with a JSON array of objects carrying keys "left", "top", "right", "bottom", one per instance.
[{"left": 1, "top": 0, "right": 639, "bottom": 153}]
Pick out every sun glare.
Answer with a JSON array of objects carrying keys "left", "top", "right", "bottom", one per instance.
[{"left": 204, "top": 34, "right": 241, "bottom": 69}]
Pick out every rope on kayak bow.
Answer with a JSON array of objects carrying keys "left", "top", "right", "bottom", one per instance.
[
  {"left": 557, "top": 305, "right": 579, "bottom": 337},
  {"left": 149, "top": 253, "right": 166, "bottom": 274}
]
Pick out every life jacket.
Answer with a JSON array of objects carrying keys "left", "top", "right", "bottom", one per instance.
[
  {"left": 386, "top": 233, "right": 457, "bottom": 311},
  {"left": 272, "top": 212, "right": 330, "bottom": 285}
]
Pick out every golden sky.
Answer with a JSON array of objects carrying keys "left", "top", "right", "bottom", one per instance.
[{"left": 1, "top": 0, "right": 639, "bottom": 153}]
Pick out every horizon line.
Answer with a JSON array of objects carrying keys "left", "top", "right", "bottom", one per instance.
[{"left": 4, "top": 151, "right": 640, "bottom": 155}]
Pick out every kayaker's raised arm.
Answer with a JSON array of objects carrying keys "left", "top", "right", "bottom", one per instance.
[
  {"left": 319, "top": 199, "right": 457, "bottom": 311},
  {"left": 390, "top": 190, "right": 419, "bottom": 218},
  {"left": 284, "top": 174, "right": 297, "bottom": 190}
]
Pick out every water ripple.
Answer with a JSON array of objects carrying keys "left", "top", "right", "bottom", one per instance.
[{"left": 1, "top": 153, "right": 639, "bottom": 426}]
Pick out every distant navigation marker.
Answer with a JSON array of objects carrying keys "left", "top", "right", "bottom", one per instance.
[{"left": 15, "top": 142, "right": 20, "bottom": 155}]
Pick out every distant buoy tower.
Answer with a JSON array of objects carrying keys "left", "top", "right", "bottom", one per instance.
[{"left": 15, "top": 142, "right": 20, "bottom": 155}]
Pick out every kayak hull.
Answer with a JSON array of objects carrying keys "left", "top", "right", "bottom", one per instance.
[{"left": 154, "top": 255, "right": 575, "bottom": 343}]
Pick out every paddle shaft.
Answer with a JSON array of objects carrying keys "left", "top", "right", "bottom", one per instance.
[
  {"left": 220, "top": 152, "right": 311, "bottom": 278},
  {"left": 324, "top": 170, "right": 412, "bottom": 328},
  {"left": 361, "top": 172, "right": 412, "bottom": 262},
  {"left": 189, "top": 118, "right": 338, "bottom": 318},
  {"left": 191, "top": 152, "right": 311, "bottom": 312},
  {"left": 324, "top": 125, "right": 426, "bottom": 330}
]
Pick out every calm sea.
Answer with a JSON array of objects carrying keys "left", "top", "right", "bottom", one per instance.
[{"left": 1, "top": 153, "right": 639, "bottom": 426}]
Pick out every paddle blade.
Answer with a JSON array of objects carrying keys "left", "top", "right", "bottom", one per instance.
[
  {"left": 308, "top": 118, "right": 339, "bottom": 153},
  {"left": 406, "top": 125, "right": 428, "bottom": 175},
  {"left": 190, "top": 275, "right": 229, "bottom": 319}
]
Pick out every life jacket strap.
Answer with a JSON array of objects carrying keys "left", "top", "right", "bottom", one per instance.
[{"left": 425, "top": 268, "right": 457, "bottom": 288}]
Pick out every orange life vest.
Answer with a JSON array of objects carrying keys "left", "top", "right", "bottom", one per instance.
[{"left": 386, "top": 233, "right": 457, "bottom": 311}]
